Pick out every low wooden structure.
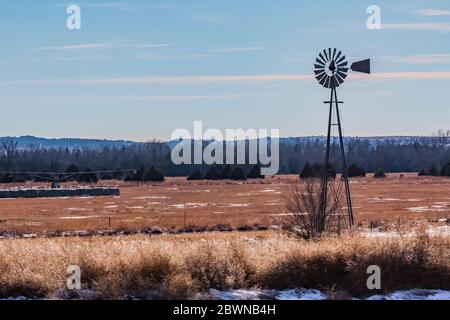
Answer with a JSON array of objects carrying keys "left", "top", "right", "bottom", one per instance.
[{"left": 0, "top": 187, "right": 119, "bottom": 199}]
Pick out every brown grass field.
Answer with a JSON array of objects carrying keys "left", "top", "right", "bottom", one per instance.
[{"left": 0, "top": 173, "right": 449, "bottom": 234}]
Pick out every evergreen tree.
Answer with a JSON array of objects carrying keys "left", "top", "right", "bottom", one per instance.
[
  {"left": 247, "top": 164, "right": 264, "bottom": 179},
  {"left": 65, "top": 164, "right": 79, "bottom": 181},
  {"left": 144, "top": 166, "right": 165, "bottom": 182},
  {"left": 220, "top": 164, "right": 232, "bottom": 179},
  {"left": 187, "top": 169, "right": 203, "bottom": 180},
  {"left": 204, "top": 166, "right": 221, "bottom": 180},
  {"left": 348, "top": 164, "right": 366, "bottom": 177},
  {"left": 229, "top": 167, "right": 247, "bottom": 180},
  {"left": 428, "top": 165, "right": 439, "bottom": 176},
  {"left": 300, "top": 162, "right": 314, "bottom": 179}
]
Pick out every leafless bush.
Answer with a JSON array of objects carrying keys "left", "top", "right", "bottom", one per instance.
[{"left": 284, "top": 178, "right": 337, "bottom": 240}]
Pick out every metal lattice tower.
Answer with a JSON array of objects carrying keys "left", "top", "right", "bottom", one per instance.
[{"left": 314, "top": 48, "right": 371, "bottom": 233}]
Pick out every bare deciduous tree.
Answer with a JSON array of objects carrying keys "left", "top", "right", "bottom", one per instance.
[
  {"left": 284, "top": 178, "right": 338, "bottom": 240},
  {"left": 436, "top": 129, "right": 450, "bottom": 150}
]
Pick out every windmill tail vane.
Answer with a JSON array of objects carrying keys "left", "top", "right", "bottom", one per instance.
[{"left": 314, "top": 48, "right": 371, "bottom": 233}]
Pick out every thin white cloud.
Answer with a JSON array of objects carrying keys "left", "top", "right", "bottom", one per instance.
[
  {"left": 382, "top": 23, "right": 450, "bottom": 32},
  {"left": 36, "top": 43, "right": 111, "bottom": 50},
  {"left": 2, "top": 72, "right": 450, "bottom": 86},
  {"left": 393, "top": 54, "right": 450, "bottom": 64},
  {"left": 414, "top": 8, "right": 450, "bottom": 16},
  {"left": 212, "top": 47, "right": 265, "bottom": 53},
  {"left": 35, "top": 42, "right": 173, "bottom": 51}
]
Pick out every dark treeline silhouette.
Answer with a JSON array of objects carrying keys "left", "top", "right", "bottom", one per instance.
[
  {"left": 188, "top": 164, "right": 263, "bottom": 181},
  {"left": 419, "top": 162, "right": 450, "bottom": 177},
  {"left": 1, "top": 136, "right": 450, "bottom": 182}
]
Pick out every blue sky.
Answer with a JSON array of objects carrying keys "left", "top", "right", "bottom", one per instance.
[{"left": 0, "top": 0, "right": 449, "bottom": 141}]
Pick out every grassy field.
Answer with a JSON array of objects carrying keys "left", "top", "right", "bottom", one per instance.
[
  {"left": 0, "top": 173, "right": 449, "bottom": 234},
  {"left": 0, "top": 174, "right": 449, "bottom": 299},
  {"left": 0, "top": 230, "right": 448, "bottom": 299}
]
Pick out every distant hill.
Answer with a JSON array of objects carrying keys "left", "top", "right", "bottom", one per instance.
[
  {"left": 0, "top": 135, "right": 438, "bottom": 151},
  {"left": 0, "top": 136, "right": 138, "bottom": 150}
]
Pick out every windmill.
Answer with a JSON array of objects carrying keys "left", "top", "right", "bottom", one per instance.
[{"left": 314, "top": 48, "right": 370, "bottom": 232}]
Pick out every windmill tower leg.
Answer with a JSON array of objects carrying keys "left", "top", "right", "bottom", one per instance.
[
  {"left": 319, "top": 88, "right": 334, "bottom": 233},
  {"left": 333, "top": 88, "right": 354, "bottom": 228}
]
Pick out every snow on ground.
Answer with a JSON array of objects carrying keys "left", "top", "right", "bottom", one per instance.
[
  {"left": 364, "top": 225, "right": 450, "bottom": 237},
  {"left": 59, "top": 215, "right": 101, "bottom": 220},
  {"left": 206, "top": 288, "right": 450, "bottom": 300},
  {"left": 367, "top": 289, "right": 450, "bottom": 300},
  {"left": 408, "top": 205, "right": 447, "bottom": 212},
  {"left": 2, "top": 289, "right": 449, "bottom": 300},
  {"left": 207, "top": 288, "right": 326, "bottom": 300}
]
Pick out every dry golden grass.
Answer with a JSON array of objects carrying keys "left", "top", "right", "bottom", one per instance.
[{"left": 0, "top": 230, "right": 448, "bottom": 299}]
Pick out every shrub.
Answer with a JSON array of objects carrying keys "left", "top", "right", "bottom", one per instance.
[
  {"left": 373, "top": 169, "right": 386, "bottom": 179},
  {"left": 284, "top": 179, "right": 337, "bottom": 240}
]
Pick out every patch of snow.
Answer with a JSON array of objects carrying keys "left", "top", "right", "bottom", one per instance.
[
  {"left": 408, "top": 205, "right": 447, "bottom": 212},
  {"left": 59, "top": 215, "right": 101, "bottom": 220},
  {"left": 172, "top": 203, "right": 208, "bottom": 209},
  {"left": 367, "top": 289, "right": 450, "bottom": 300},
  {"left": 227, "top": 203, "right": 250, "bottom": 207},
  {"left": 133, "top": 196, "right": 169, "bottom": 200},
  {"left": 207, "top": 289, "right": 326, "bottom": 300},
  {"left": 207, "top": 288, "right": 450, "bottom": 301}
]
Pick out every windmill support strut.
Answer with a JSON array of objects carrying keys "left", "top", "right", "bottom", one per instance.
[{"left": 319, "top": 87, "right": 354, "bottom": 230}]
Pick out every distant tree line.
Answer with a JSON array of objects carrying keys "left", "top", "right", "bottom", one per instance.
[{"left": 1, "top": 133, "right": 450, "bottom": 182}]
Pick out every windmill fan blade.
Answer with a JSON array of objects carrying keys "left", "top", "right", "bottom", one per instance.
[
  {"left": 319, "top": 74, "right": 328, "bottom": 87},
  {"left": 316, "top": 73, "right": 327, "bottom": 84},
  {"left": 335, "top": 50, "right": 342, "bottom": 62},
  {"left": 337, "top": 61, "right": 348, "bottom": 67},
  {"left": 351, "top": 59, "right": 371, "bottom": 74},
  {"left": 314, "top": 69, "right": 325, "bottom": 76},
  {"left": 314, "top": 64, "right": 324, "bottom": 70},
  {"left": 315, "top": 58, "right": 325, "bottom": 66},
  {"left": 332, "top": 48, "right": 337, "bottom": 61},
  {"left": 338, "top": 67, "right": 349, "bottom": 73},
  {"left": 328, "top": 48, "right": 332, "bottom": 61},
  {"left": 335, "top": 73, "right": 345, "bottom": 84},
  {"left": 323, "top": 49, "right": 329, "bottom": 60},
  {"left": 337, "top": 70, "right": 348, "bottom": 80},
  {"left": 318, "top": 54, "right": 326, "bottom": 64},
  {"left": 336, "top": 55, "right": 346, "bottom": 64}
]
